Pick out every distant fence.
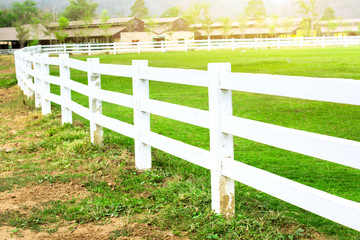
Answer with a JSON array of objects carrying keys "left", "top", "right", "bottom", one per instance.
[
  {"left": 0, "top": 49, "right": 15, "bottom": 55},
  {"left": 37, "top": 36, "right": 360, "bottom": 55},
  {"left": 14, "top": 45, "right": 360, "bottom": 231}
]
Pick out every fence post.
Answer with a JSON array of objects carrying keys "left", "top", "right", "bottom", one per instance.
[
  {"left": 231, "top": 38, "right": 235, "bottom": 51},
  {"left": 26, "top": 54, "right": 34, "bottom": 98},
  {"left": 40, "top": 53, "right": 51, "bottom": 115},
  {"left": 208, "top": 63, "right": 235, "bottom": 218},
  {"left": 88, "top": 58, "right": 103, "bottom": 145},
  {"left": 277, "top": 37, "right": 280, "bottom": 49},
  {"left": 33, "top": 54, "right": 42, "bottom": 108},
  {"left": 322, "top": 36, "right": 325, "bottom": 48},
  {"left": 137, "top": 42, "right": 141, "bottom": 54},
  {"left": 88, "top": 43, "right": 91, "bottom": 56},
  {"left": 344, "top": 36, "right": 348, "bottom": 47},
  {"left": 132, "top": 60, "right": 151, "bottom": 170},
  {"left": 208, "top": 38, "right": 211, "bottom": 51},
  {"left": 59, "top": 54, "right": 72, "bottom": 124},
  {"left": 161, "top": 41, "right": 165, "bottom": 53},
  {"left": 300, "top": 37, "right": 303, "bottom": 48},
  {"left": 254, "top": 38, "right": 258, "bottom": 50},
  {"left": 63, "top": 44, "right": 66, "bottom": 53},
  {"left": 113, "top": 42, "right": 117, "bottom": 55},
  {"left": 15, "top": 53, "right": 22, "bottom": 90},
  {"left": 185, "top": 39, "right": 188, "bottom": 52},
  {"left": 19, "top": 54, "right": 24, "bottom": 91}
]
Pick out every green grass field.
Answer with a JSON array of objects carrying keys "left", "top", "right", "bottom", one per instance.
[{"left": 47, "top": 47, "right": 360, "bottom": 239}]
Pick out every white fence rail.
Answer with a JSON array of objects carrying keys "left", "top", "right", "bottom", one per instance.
[
  {"left": 38, "top": 36, "right": 360, "bottom": 55},
  {"left": 14, "top": 46, "right": 360, "bottom": 232},
  {"left": 0, "top": 49, "right": 15, "bottom": 55}
]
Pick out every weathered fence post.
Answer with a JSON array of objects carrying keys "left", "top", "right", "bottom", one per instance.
[
  {"left": 40, "top": 53, "right": 51, "bottom": 115},
  {"left": 88, "top": 58, "right": 103, "bottom": 145},
  {"left": 59, "top": 54, "right": 72, "bottom": 124},
  {"left": 208, "top": 63, "right": 235, "bottom": 217},
  {"left": 132, "top": 60, "right": 151, "bottom": 170}
]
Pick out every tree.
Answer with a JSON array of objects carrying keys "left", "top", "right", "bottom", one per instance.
[
  {"left": 324, "top": 20, "right": 338, "bottom": 36},
  {"left": 254, "top": 19, "right": 266, "bottom": 38},
  {"left": 55, "top": 16, "right": 69, "bottom": 44},
  {"left": 268, "top": 14, "right": 279, "bottom": 38},
  {"left": 182, "top": 3, "right": 202, "bottom": 32},
  {"left": 161, "top": 7, "right": 181, "bottom": 18},
  {"left": 322, "top": 7, "right": 335, "bottom": 20},
  {"left": 41, "top": 12, "right": 55, "bottom": 45},
  {"left": 238, "top": 13, "right": 248, "bottom": 39},
  {"left": 130, "top": 0, "right": 149, "bottom": 18},
  {"left": 299, "top": 18, "right": 312, "bottom": 37},
  {"left": 29, "top": 17, "right": 42, "bottom": 46},
  {"left": 182, "top": 4, "right": 201, "bottom": 24},
  {"left": 297, "top": 0, "right": 322, "bottom": 37},
  {"left": 15, "top": 25, "right": 30, "bottom": 48},
  {"left": 62, "top": 0, "right": 98, "bottom": 21},
  {"left": 99, "top": 9, "right": 113, "bottom": 43},
  {"left": 200, "top": 3, "right": 214, "bottom": 40},
  {"left": 218, "top": 16, "right": 233, "bottom": 39},
  {"left": 282, "top": 17, "right": 294, "bottom": 38},
  {"left": 244, "top": 0, "right": 266, "bottom": 20},
  {"left": 11, "top": 0, "right": 39, "bottom": 25},
  {"left": 80, "top": 13, "right": 93, "bottom": 43},
  {"left": 0, "top": 9, "right": 16, "bottom": 27}
]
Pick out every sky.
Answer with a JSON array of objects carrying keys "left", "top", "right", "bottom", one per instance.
[{"left": 0, "top": 0, "right": 359, "bottom": 19}]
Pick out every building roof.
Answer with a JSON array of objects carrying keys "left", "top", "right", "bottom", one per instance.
[
  {"left": 64, "top": 26, "right": 127, "bottom": 38},
  {"left": 192, "top": 18, "right": 303, "bottom": 29},
  {"left": 0, "top": 27, "right": 18, "bottom": 41},
  {"left": 320, "top": 18, "right": 360, "bottom": 25},
  {"left": 50, "top": 17, "right": 137, "bottom": 29},
  {"left": 196, "top": 25, "right": 299, "bottom": 36},
  {"left": 320, "top": 25, "right": 359, "bottom": 33},
  {"left": 143, "top": 17, "right": 181, "bottom": 24}
]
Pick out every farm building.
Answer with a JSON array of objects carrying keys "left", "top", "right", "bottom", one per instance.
[
  {"left": 120, "top": 17, "right": 193, "bottom": 43},
  {"left": 0, "top": 17, "right": 359, "bottom": 48}
]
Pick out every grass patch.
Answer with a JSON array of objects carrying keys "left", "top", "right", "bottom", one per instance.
[{"left": 1, "top": 49, "right": 360, "bottom": 239}]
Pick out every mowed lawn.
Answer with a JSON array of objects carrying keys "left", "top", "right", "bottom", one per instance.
[{"left": 49, "top": 47, "right": 360, "bottom": 239}]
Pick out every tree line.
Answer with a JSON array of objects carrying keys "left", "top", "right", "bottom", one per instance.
[{"left": 1, "top": 0, "right": 360, "bottom": 47}]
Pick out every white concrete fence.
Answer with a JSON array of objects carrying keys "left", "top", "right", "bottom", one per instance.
[
  {"left": 14, "top": 46, "right": 360, "bottom": 231},
  {"left": 39, "top": 36, "right": 360, "bottom": 55}
]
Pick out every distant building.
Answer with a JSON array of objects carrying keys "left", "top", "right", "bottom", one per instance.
[
  {"left": 192, "top": 18, "right": 302, "bottom": 39},
  {"left": 320, "top": 18, "right": 360, "bottom": 37},
  {"left": 0, "top": 17, "right": 359, "bottom": 48},
  {"left": 121, "top": 17, "right": 192, "bottom": 43}
]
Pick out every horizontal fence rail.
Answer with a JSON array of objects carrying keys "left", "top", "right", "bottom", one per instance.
[
  {"left": 36, "top": 36, "right": 360, "bottom": 55},
  {"left": 14, "top": 45, "right": 360, "bottom": 232}
]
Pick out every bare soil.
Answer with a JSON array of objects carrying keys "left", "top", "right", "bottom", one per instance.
[
  {"left": 0, "top": 85, "right": 185, "bottom": 239},
  {"left": 0, "top": 182, "right": 89, "bottom": 212}
]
